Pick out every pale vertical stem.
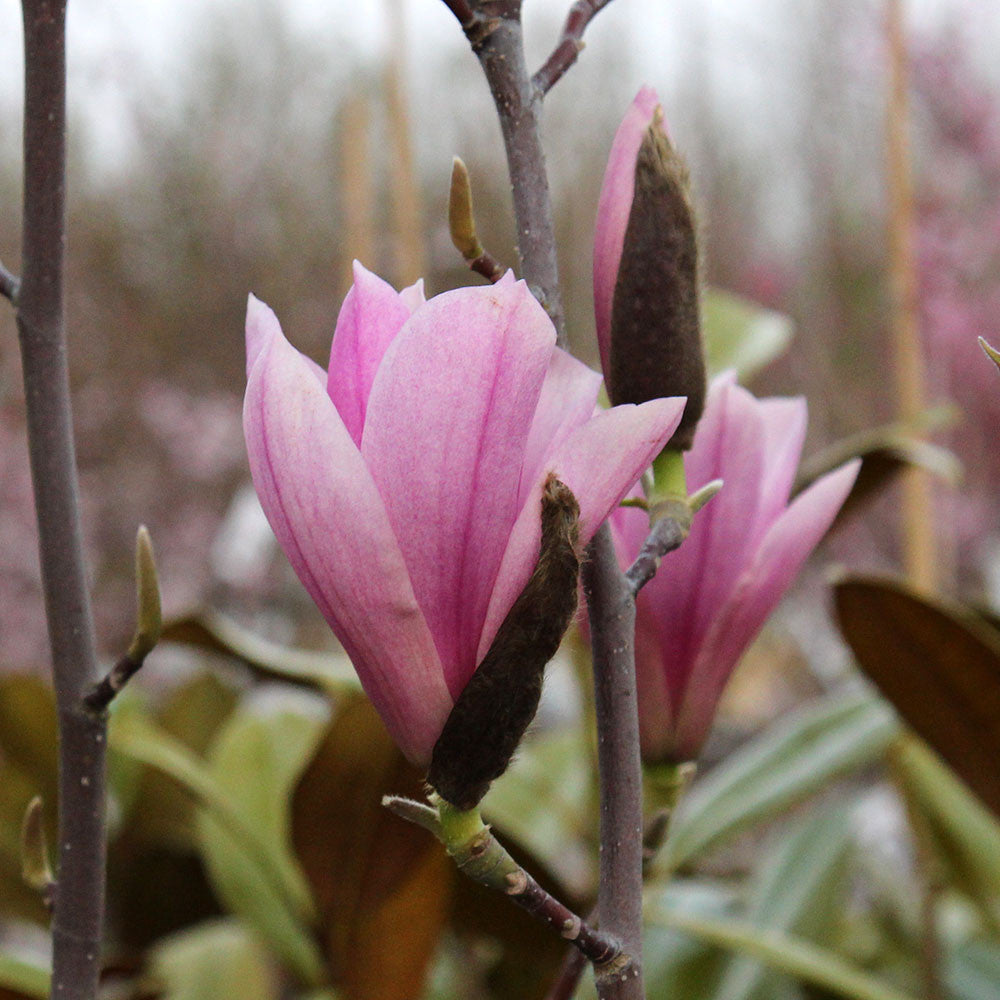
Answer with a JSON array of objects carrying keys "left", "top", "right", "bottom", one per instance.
[
  {"left": 16, "top": 2, "right": 107, "bottom": 998},
  {"left": 340, "top": 92, "right": 376, "bottom": 273},
  {"left": 886, "top": 0, "right": 936, "bottom": 591},
  {"left": 384, "top": 0, "right": 426, "bottom": 284}
]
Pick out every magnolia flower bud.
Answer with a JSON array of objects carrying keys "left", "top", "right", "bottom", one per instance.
[
  {"left": 594, "top": 88, "right": 706, "bottom": 449},
  {"left": 428, "top": 475, "right": 581, "bottom": 810}
]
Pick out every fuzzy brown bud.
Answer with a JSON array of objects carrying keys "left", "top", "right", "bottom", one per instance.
[
  {"left": 427, "top": 474, "right": 581, "bottom": 809},
  {"left": 608, "top": 119, "right": 705, "bottom": 449}
]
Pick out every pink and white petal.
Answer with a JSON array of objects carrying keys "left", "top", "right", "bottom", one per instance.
[
  {"left": 519, "top": 348, "right": 603, "bottom": 506},
  {"left": 664, "top": 380, "right": 768, "bottom": 675},
  {"left": 327, "top": 262, "right": 411, "bottom": 447},
  {"left": 753, "top": 396, "right": 808, "bottom": 542},
  {"left": 593, "top": 85, "right": 661, "bottom": 375},
  {"left": 399, "top": 278, "right": 426, "bottom": 313},
  {"left": 244, "top": 321, "right": 450, "bottom": 765},
  {"left": 477, "top": 397, "right": 684, "bottom": 661},
  {"left": 670, "top": 459, "right": 860, "bottom": 759},
  {"left": 362, "top": 280, "right": 556, "bottom": 698},
  {"left": 247, "top": 295, "right": 327, "bottom": 389}
]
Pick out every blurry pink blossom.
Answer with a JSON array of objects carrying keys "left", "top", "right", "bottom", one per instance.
[
  {"left": 244, "top": 263, "right": 685, "bottom": 765},
  {"left": 608, "top": 375, "right": 858, "bottom": 763}
]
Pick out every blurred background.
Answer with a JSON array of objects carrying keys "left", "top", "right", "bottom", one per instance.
[
  {"left": 2, "top": 0, "right": 1000, "bottom": 668},
  {"left": 2, "top": 1, "right": 1000, "bottom": 998}
]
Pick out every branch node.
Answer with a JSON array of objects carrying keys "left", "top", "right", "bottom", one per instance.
[{"left": 532, "top": 0, "right": 615, "bottom": 97}]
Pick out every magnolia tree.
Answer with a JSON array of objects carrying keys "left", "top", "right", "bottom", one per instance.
[{"left": 3, "top": 2, "right": 1000, "bottom": 1000}]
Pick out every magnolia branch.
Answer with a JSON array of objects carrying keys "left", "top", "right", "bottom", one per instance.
[
  {"left": 385, "top": 796, "right": 620, "bottom": 966},
  {"left": 532, "top": 0, "right": 617, "bottom": 97},
  {"left": 15, "top": 3, "right": 108, "bottom": 998},
  {"left": 443, "top": 0, "right": 566, "bottom": 342}
]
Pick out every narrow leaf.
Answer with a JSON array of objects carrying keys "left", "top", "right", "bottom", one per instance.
[
  {"left": 647, "top": 907, "right": 919, "bottom": 1000},
  {"left": 661, "top": 691, "right": 896, "bottom": 871}
]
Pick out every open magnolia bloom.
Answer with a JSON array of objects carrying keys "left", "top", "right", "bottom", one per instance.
[
  {"left": 244, "top": 263, "right": 685, "bottom": 767},
  {"left": 608, "top": 374, "right": 860, "bottom": 764}
]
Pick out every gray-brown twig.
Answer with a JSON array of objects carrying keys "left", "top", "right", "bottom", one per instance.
[
  {"left": 14, "top": 4, "right": 104, "bottom": 996},
  {"left": 532, "top": 0, "right": 617, "bottom": 97},
  {"left": 444, "top": 0, "right": 566, "bottom": 342}
]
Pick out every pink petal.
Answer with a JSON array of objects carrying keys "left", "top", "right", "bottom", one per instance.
[
  {"left": 671, "top": 459, "right": 860, "bottom": 758},
  {"left": 244, "top": 304, "right": 451, "bottom": 765},
  {"left": 478, "top": 397, "right": 685, "bottom": 661},
  {"left": 327, "top": 261, "right": 411, "bottom": 447},
  {"left": 362, "top": 280, "right": 556, "bottom": 698},
  {"left": 247, "top": 294, "right": 326, "bottom": 387},
  {"left": 593, "top": 85, "right": 661, "bottom": 376},
  {"left": 400, "top": 278, "right": 426, "bottom": 312},
  {"left": 519, "top": 348, "right": 603, "bottom": 506},
  {"left": 753, "top": 396, "right": 808, "bottom": 543},
  {"left": 656, "top": 379, "right": 768, "bottom": 689}
]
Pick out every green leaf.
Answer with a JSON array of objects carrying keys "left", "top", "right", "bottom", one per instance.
[
  {"left": 891, "top": 736, "right": 1000, "bottom": 927},
  {"left": 661, "top": 691, "right": 897, "bottom": 871},
  {"left": 0, "top": 951, "right": 48, "bottom": 999},
  {"left": 835, "top": 575, "right": 1000, "bottom": 816},
  {"left": 198, "top": 690, "right": 330, "bottom": 984},
  {"left": 162, "top": 610, "right": 359, "bottom": 694},
  {"left": 110, "top": 704, "right": 327, "bottom": 985},
  {"left": 646, "top": 906, "right": 920, "bottom": 1000},
  {"left": 713, "top": 801, "right": 854, "bottom": 1000},
  {"left": 148, "top": 919, "right": 278, "bottom": 1000},
  {"left": 484, "top": 728, "right": 595, "bottom": 894},
  {"left": 703, "top": 288, "right": 793, "bottom": 380},
  {"left": 642, "top": 881, "right": 738, "bottom": 1000}
]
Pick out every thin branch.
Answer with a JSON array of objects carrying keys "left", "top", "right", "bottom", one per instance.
[
  {"left": 624, "top": 513, "right": 688, "bottom": 596},
  {"left": 440, "top": 0, "right": 477, "bottom": 25},
  {"left": 17, "top": 3, "right": 106, "bottom": 998},
  {"left": 582, "top": 524, "right": 645, "bottom": 999},
  {"left": 453, "top": 2, "right": 567, "bottom": 342},
  {"left": 0, "top": 260, "right": 20, "bottom": 303},
  {"left": 385, "top": 795, "right": 619, "bottom": 966},
  {"left": 532, "top": 0, "right": 616, "bottom": 97}
]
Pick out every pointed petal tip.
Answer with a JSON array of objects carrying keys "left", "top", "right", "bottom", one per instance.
[{"left": 245, "top": 294, "right": 281, "bottom": 378}]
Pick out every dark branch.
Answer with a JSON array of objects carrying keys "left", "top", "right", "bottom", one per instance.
[
  {"left": 454, "top": 3, "right": 566, "bottom": 343},
  {"left": 532, "top": 0, "right": 616, "bottom": 97},
  {"left": 624, "top": 512, "right": 689, "bottom": 596},
  {"left": 582, "top": 525, "right": 645, "bottom": 998},
  {"left": 17, "top": 3, "right": 106, "bottom": 997},
  {"left": 0, "top": 260, "right": 20, "bottom": 303},
  {"left": 441, "top": 0, "right": 477, "bottom": 25}
]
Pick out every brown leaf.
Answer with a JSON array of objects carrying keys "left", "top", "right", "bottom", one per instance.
[
  {"left": 291, "top": 695, "right": 453, "bottom": 1000},
  {"left": 834, "top": 574, "right": 1000, "bottom": 816}
]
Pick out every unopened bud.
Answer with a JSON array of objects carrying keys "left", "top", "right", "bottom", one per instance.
[
  {"left": 608, "top": 112, "right": 705, "bottom": 448},
  {"left": 428, "top": 475, "right": 580, "bottom": 809},
  {"left": 980, "top": 336, "right": 1000, "bottom": 374}
]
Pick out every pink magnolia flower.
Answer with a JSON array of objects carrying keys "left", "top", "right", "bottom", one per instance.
[
  {"left": 244, "top": 263, "right": 685, "bottom": 766},
  {"left": 592, "top": 84, "right": 660, "bottom": 378},
  {"left": 608, "top": 374, "right": 860, "bottom": 764}
]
